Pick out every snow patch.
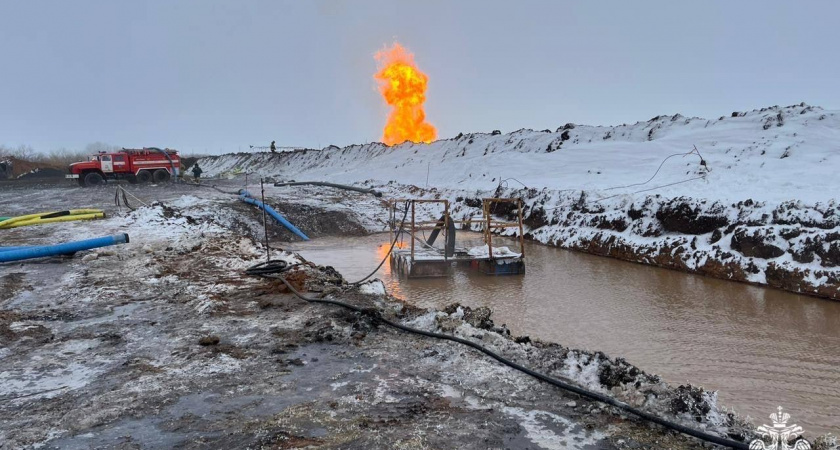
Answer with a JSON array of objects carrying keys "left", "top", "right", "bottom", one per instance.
[
  {"left": 503, "top": 406, "right": 605, "bottom": 448},
  {"left": 402, "top": 311, "right": 441, "bottom": 332},
  {"left": 358, "top": 280, "right": 386, "bottom": 296},
  {"left": 467, "top": 245, "right": 522, "bottom": 258}
]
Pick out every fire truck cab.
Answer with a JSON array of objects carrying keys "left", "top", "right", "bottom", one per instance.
[{"left": 67, "top": 148, "right": 181, "bottom": 187}]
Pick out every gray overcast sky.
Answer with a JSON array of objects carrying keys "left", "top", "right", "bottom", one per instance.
[{"left": 1, "top": 0, "right": 838, "bottom": 154}]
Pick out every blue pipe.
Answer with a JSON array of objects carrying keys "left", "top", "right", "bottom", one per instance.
[
  {"left": 0, "top": 246, "right": 38, "bottom": 252},
  {"left": 0, "top": 234, "right": 130, "bottom": 263},
  {"left": 239, "top": 193, "right": 310, "bottom": 241}
]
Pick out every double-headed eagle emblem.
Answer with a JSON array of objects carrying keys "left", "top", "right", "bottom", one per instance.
[{"left": 749, "top": 406, "right": 810, "bottom": 450}]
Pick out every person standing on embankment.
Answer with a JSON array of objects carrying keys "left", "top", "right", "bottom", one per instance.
[{"left": 192, "top": 163, "right": 203, "bottom": 182}]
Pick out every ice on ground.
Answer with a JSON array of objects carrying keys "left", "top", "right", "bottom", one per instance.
[
  {"left": 503, "top": 406, "right": 605, "bottom": 449},
  {"left": 402, "top": 311, "right": 441, "bottom": 331},
  {"left": 358, "top": 280, "right": 386, "bottom": 296},
  {"left": 170, "top": 195, "right": 205, "bottom": 208}
]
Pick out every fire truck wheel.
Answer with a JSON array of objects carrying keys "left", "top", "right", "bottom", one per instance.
[
  {"left": 153, "top": 169, "right": 171, "bottom": 183},
  {"left": 136, "top": 170, "right": 153, "bottom": 183},
  {"left": 83, "top": 172, "right": 105, "bottom": 187}
]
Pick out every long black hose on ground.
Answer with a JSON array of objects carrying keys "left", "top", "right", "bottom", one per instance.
[
  {"left": 244, "top": 260, "right": 750, "bottom": 450},
  {"left": 274, "top": 181, "right": 383, "bottom": 197},
  {"left": 185, "top": 181, "right": 241, "bottom": 195}
]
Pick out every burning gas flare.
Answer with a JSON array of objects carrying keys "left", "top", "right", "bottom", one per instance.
[{"left": 374, "top": 42, "right": 437, "bottom": 146}]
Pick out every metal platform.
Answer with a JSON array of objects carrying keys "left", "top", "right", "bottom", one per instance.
[
  {"left": 390, "top": 249, "right": 524, "bottom": 278},
  {"left": 387, "top": 198, "right": 526, "bottom": 278}
]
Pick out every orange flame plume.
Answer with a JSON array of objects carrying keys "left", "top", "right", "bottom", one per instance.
[{"left": 374, "top": 42, "right": 437, "bottom": 146}]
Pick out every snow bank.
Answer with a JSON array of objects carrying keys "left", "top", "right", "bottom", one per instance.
[{"left": 197, "top": 103, "right": 839, "bottom": 205}]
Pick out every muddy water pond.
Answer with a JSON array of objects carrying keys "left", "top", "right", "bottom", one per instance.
[{"left": 289, "top": 233, "right": 840, "bottom": 435}]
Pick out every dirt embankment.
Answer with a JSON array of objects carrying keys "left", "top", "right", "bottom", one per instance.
[
  {"left": 448, "top": 188, "right": 840, "bottom": 301},
  {"left": 0, "top": 156, "right": 65, "bottom": 179}
]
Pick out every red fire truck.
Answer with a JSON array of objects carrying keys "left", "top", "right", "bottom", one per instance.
[{"left": 66, "top": 148, "right": 181, "bottom": 187}]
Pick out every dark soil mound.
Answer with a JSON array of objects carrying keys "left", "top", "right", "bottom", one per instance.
[{"left": 17, "top": 167, "right": 66, "bottom": 179}]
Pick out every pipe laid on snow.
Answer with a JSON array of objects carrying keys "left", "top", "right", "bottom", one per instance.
[
  {"left": 273, "top": 181, "right": 382, "bottom": 198},
  {"left": 0, "top": 209, "right": 105, "bottom": 229},
  {"left": 0, "top": 234, "right": 130, "bottom": 263},
  {"left": 238, "top": 192, "right": 310, "bottom": 241}
]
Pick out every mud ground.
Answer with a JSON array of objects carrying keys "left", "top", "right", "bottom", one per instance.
[{"left": 0, "top": 179, "right": 763, "bottom": 449}]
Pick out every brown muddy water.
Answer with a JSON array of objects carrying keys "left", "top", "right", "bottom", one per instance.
[{"left": 288, "top": 232, "right": 840, "bottom": 436}]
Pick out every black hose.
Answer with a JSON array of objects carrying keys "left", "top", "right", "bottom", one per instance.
[
  {"left": 114, "top": 186, "right": 136, "bottom": 211},
  {"left": 122, "top": 190, "right": 134, "bottom": 211},
  {"left": 245, "top": 261, "right": 750, "bottom": 450},
  {"left": 185, "top": 181, "right": 240, "bottom": 195},
  {"left": 274, "top": 181, "right": 383, "bottom": 198},
  {"left": 347, "top": 201, "right": 410, "bottom": 285},
  {"left": 603, "top": 149, "right": 705, "bottom": 192},
  {"left": 245, "top": 260, "right": 297, "bottom": 275},
  {"left": 145, "top": 147, "right": 180, "bottom": 181}
]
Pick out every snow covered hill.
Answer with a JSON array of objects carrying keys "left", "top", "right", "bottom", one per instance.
[
  {"left": 198, "top": 103, "right": 838, "bottom": 204},
  {"left": 196, "top": 103, "right": 840, "bottom": 300}
]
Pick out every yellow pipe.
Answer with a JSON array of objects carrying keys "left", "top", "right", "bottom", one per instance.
[
  {"left": 2, "top": 213, "right": 105, "bottom": 229},
  {"left": 0, "top": 209, "right": 106, "bottom": 229},
  {"left": 0, "top": 209, "right": 102, "bottom": 224}
]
